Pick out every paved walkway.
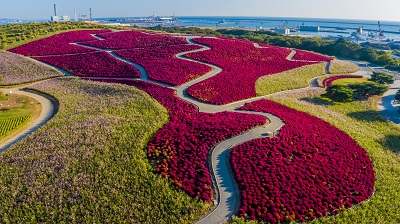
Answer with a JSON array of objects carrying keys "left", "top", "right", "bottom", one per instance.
[
  {"left": 65, "top": 37, "right": 287, "bottom": 223},
  {"left": 377, "top": 80, "right": 400, "bottom": 125},
  {"left": 0, "top": 84, "right": 56, "bottom": 152},
  {"left": 29, "top": 36, "right": 377, "bottom": 224}
]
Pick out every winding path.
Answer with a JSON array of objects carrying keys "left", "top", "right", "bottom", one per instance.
[
  {"left": 31, "top": 35, "right": 331, "bottom": 223},
  {"left": 377, "top": 80, "right": 400, "bottom": 125},
  {"left": 6, "top": 32, "right": 393, "bottom": 222},
  {"left": 70, "top": 36, "right": 318, "bottom": 223},
  {"left": 0, "top": 82, "right": 57, "bottom": 152}
]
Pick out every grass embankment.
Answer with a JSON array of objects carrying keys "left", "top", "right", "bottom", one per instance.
[
  {"left": 329, "top": 60, "right": 360, "bottom": 74},
  {"left": 0, "top": 50, "right": 62, "bottom": 86},
  {"left": 0, "top": 91, "right": 40, "bottom": 143},
  {"left": 331, "top": 77, "right": 371, "bottom": 86},
  {"left": 0, "top": 78, "right": 209, "bottom": 223},
  {"left": 255, "top": 63, "right": 326, "bottom": 96},
  {"left": 233, "top": 89, "right": 400, "bottom": 223}
]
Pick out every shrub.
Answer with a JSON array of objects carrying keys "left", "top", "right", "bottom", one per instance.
[
  {"left": 395, "top": 90, "right": 400, "bottom": 102},
  {"left": 324, "top": 85, "right": 353, "bottom": 102},
  {"left": 349, "top": 82, "right": 388, "bottom": 100},
  {"left": 370, "top": 71, "right": 394, "bottom": 85}
]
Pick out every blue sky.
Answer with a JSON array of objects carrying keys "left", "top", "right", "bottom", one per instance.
[{"left": 2, "top": 0, "right": 400, "bottom": 22}]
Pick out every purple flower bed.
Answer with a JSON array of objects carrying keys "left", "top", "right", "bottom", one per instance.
[
  {"left": 8, "top": 30, "right": 111, "bottom": 56},
  {"left": 231, "top": 100, "right": 374, "bottom": 223},
  {"left": 88, "top": 79, "right": 267, "bottom": 201},
  {"left": 115, "top": 45, "right": 212, "bottom": 85},
  {"left": 79, "top": 30, "right": 188, "bottom": 50},
  {"left": 36, "top": 52, "right": 141, "bottom": 78},
  {"left": 323, "top": 75, "right": 364, "bottom": 87},
  {"left": 185, "top": 37, "right": 319, "bottom": 105},
  {"left": 292, "top": 49, "right": 332, "bottom": 62}
]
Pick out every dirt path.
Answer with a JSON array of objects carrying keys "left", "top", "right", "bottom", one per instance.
[{"left": 0, "top": 83, "right": 56, "bottom": 152}]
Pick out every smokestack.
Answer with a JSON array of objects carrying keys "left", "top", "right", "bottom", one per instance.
[
  {"left": 89, "top": 8, "right": 92, "bottom": 20},
  {"left": 74, "top": 8, "right": 77, "bottom": 21},
  {"left": 54, "top": 4, "right": 57, "bottom": 16}
]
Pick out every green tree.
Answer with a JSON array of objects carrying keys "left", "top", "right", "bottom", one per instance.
[
  {"left": 370, "top": 72, "right": 394, "bottom": 85},
  {"left": 324, "top": 85, "right": 354, "bottom": 102},
  {"left": 349, "top": 82, "right": 388, "bottom": 99},
  {"left": 395, "top": 90, "right": 400, "bottom": 102}
]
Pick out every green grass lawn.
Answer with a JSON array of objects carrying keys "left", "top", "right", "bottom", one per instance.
[
  {"left": 0, "top": 78, "right": 209, "bottom": 223},
  {"left": 329, "top": 60, "right": 360, "bottom": 74},
  {"left": 0, "top": 93, "right": 40, "bottom": 142},
  {"left": 232, "top": 89, "right": 400, "bottom": 223},
  {"left": 255, "top": 63, "right": 326, "bottom": 96},
  {"left": 331, "top": 77, "right": 371, "bottom": 86}
]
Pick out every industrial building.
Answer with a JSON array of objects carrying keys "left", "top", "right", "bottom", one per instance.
[
  {"left": 275, "top": 28, "right": 291, "bottom": 35},
  {"left": 51, "top": 16, "right": 71, "bottom": 22},
  {"left": 300, "top": 26, "right": 320, "bottom": 32},
  {"left": 50, "top": 4, "right": 71, "bottom": 22}
]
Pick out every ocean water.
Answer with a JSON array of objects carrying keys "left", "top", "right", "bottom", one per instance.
[
  {"left": 101, "top": 16, "right": 400, "bottom": 41},
  {"left": 179, "top": 16, "right": 400, "bottom": 40}
]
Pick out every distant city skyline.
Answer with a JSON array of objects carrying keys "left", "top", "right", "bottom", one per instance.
[{"left": 1, "top": 0, "right": 400, "bottom": 22}]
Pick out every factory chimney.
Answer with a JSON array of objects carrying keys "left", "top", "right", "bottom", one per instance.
[
  {"left": 89, "top": 8, "right": 92, "bottom": 20},
  {"left": 54, "top": 4, "right": 57, "bottom": 16},
  {"left": 74, "top": 8, "right": 77, "bottom": 21}
]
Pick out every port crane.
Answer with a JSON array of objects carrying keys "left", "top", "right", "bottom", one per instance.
[
  {"left": 275, "top": 20, "right": 288, "bottom": 29},
  {"left": 378, "top": 21, "right": 385, "bottom": 37}
]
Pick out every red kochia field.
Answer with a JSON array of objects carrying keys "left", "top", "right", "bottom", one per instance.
[
  {"left": 9, "top": 30, "right": 111, "bottom": 56},
  {"left": 115, "top": 45, "right": 212, "bottom": 85},
  {"left": 89, "top": 79, "right": 266, "bottom": 201},
  {"left": 292, "top": 49, "right": 333, "bottom": 62},
  {"left": 232, "top": 100, "right": 374, "bottom": 223},
  {"left": 7, "top": 29, "right": 374, "bottom": 223},
  {"left": 36, "top": 52, "right": 141, "bottom": 78},
  {"left": 185, "top": 38, "right": 322, "bottom": 105},
  {"left": 79, "top": 30, "right": 188, "bottom": 50},
  {"left": 323, "top": 75, "right": 364, "bottom": 87}
]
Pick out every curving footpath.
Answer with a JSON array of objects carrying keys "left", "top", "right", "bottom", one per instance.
[
  {"left": 69, "top": 36, "right": 287, "bottom": 223},
  {"left": 36, "top": 36, "right": 332, "bottom": 224},
  {"left": 377, "top": 79, "right": 400, "bottom": 125},
  {"left": 0, "top": 83, "right": 56, "bottom": 152}
]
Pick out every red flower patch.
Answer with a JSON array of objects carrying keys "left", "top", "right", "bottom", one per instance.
[
  {"left": 185, "top": 37, "right": 320, "bottom": 105},
  {"left": 9, "top": 30, "right": 111, "bottom": 56},
  {"left": 115, "top": 45, "right": 212, "bottom": 85},
  {"left": 80, "top": 30, "right": 188, "bottom": 50},
  {"left": 323, "top": 75, "right": 363, "bottom": 87},
  {"left": 232, "top": 100, "right": 374, "bottom": 223},
  {"left": 89, "top": 79, "right": 267, "bottom": 201},
  {"left": 36, "top": 52, "right": 140, "bottom": 78},
  {"left": 292, "top": 49, "right": 333, "bottom": 62}
]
